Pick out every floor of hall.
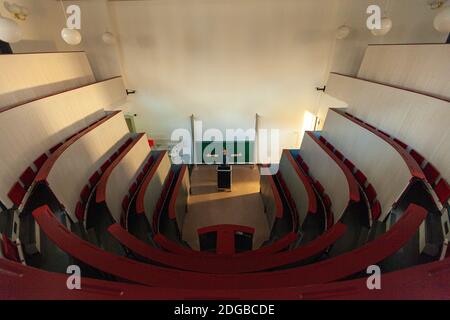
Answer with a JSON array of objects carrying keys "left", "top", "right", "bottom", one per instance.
[{"left": 182, "top": 165, "right": 270, "bottom": 251}]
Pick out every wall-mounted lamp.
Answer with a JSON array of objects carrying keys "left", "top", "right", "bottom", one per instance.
[
  {"left": 316, "top": 86, "right": 326, "bottom": 92},
  {"left": 102, "top": 31, "right": 115, "bottom": 45},
  {"left": 126, "top": 89, "right": 136, "bottom": 95},
  {"left": 336, "top": 25, "right": 351, "bottom": 40},
  {"left": 427, "top": 0, "right": 448, "bottom": 9}
]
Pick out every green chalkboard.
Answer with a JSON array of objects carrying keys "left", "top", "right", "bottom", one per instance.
[{"left": 197, "top": 140, "right": 254, "bottom": 164}]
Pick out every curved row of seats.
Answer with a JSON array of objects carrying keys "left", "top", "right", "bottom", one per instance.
[
  {"left": 31, "top": 203, "right": 426, "bottom": 289},
  {"left": 345, "top": 111, "right": 450, "bottom": 213},
  {"left": 2, "top": 252, "right": 449, "bottom": 299}
]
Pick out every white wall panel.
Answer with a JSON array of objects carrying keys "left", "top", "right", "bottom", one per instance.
[
  {"left": 105, "top": 135, "right": 151, "bottom": 222},
  {"left": 322, "top": 110, "right": 412, "bottom": 220},
  {"left": 279, "top": 151, "right": 309, "bottom": 226},
  {"left": 358, "top": 44, "right": 450, "bottom": 100},
  {"left": 47, "top": 112, "right": 130, "bottom": 222},
  {"left": 174, "top": 167, "right": 191, "bottom": 230},
  {"left": 300, "top": 133, "right": 350, "bottom": 222},
  {"left": 143, "top": 153, "right": 171, "bottom": 224},
  {"left": 0, "top": 52, "right": 95, "bottom": 108}
]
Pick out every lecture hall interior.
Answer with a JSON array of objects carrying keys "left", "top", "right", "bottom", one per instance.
[{"left": 0, "top": 0, "right": 449, "bottom": 301}]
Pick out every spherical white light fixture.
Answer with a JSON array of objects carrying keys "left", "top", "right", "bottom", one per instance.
[
  {"left": 61, "top": 27, "right": 82, "bottom": 45},
  {"left": 433, "top": 6, "right": 450, "bottom": 33},
  {"left": 336, "top": 25, "right": 351, "bottom": 40},
  {"left": 102, "top": 31, "right": 115, "bottom": 45},
  {"left": 371, "top": 17, "right": 393, "bottom": 36},
  {"left": 0, "top": 13, "right": 22, "bottom": 43},
  {"left": 4, "top": 1, "right": 29, "bottom": 21}
]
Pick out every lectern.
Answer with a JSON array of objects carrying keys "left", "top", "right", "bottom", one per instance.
[
  {"left": 217, "top": 149, "right": 232, "bottom": 191},
  {"left": 217, "top": 164, "right": 232, "bottom": 191}
]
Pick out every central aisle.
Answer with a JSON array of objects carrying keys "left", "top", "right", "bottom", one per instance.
[{"left": 182, "top": 165, "right": 270, "bottom": 251}]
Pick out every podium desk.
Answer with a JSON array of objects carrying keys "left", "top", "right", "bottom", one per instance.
[{"left": 217, "top": 165, "right": 232, "bottom": 191}]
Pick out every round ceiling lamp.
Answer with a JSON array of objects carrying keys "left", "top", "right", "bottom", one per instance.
[
  {"left": 433, "top": 6, "right": 450, "bottom": 33},
  {"left": 371, "top": 17, "right": 392, "bottom": 36},
  {"left": 102, "top": 31, "right": 115, "bottom": 45},
  {"left": 4, "top": 1, "right": 29, "bottom": 21},
  {"left": 61, "top": 27, "right": 82, "bottom": 45},
  {"left": 0, "top": 13, "right": 22, "bottom": 43},
  {"left": 336, "top": 25, "right": 351, "bottom": 40},
  {"left": 59, "top": 0, "right": 81, "bottom": 46}
]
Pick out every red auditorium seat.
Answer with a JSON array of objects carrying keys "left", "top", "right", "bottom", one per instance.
[
  {"left": 125, "top": 137, "right": 133, "bottom": 146},
  {"left": 148, "top": 139, "right": 155, "bottom": 147},
  {"left": 137, "top": 172, "right": 145, "bottom": 184},
  {"left": 371, "top": 201, "right": 381, "bottom": 220},
  {"left": 377, "top": 129, "right": 390, "bottom": 137},
  {"left": 33, "top": 153, "right": 48, "bottom": 170},
  {"left": 65, "top": 133, "right": 77, "bottom": 142},
  {"left": 109, "top": 152, "right": 119, "bottom": 163},
  {"left": 319, "top": 136, "right": 327, "bottom": 144},
  {"left": 434, "top": 179, "right": 450, "bottom": 204},
  {"left": 129, "top": 182, "right": 138, "bottom": 196},
  {"left": 49, "top": 142, "right": 63, "bottom": 154},
  {"left": 300, "top": 162, "right": 309, "bottom": 174},
  {"left": 365, "top": 184, "right": 377, "bottom": 204},
  {"left": 1, "top": 234, "right": 20, "bottom": 262},
  {"left": 393, "top": 138, "right": 408, "bottom": 149},
  {"left": 334, "top": 150, "right": 344, "bottom": 161},
  {"left": 354, "top": 170, "right": 367, "bottom": 186},
  {"left": 80, "top": 185, "right": 90, "bottom": 203},
  {"left": 7, "top": 182, "right": 26, "bottom": 206},
  {"left": 325, "top": 141, "right": 334, "bottom": 151},
  {"left": 423, "top": 163, "right": 440, "bottom": 185},
  {"left": 364, "top": 122, "right": 375, "bottom": 130},
  {"left": 326, "top": 210, "right": 334, "bottom": 229},
  {"left": 89, "top": 171, "right": 101, "bottom": 186},
  {"left": 122, "top": 195, "right": 130, "bottom": 211},
  {"left": 75, "top": 201, "right": 85, "bottom": 221},
  {"left": 100, "top": 160, "right": 110, "bottom": 173},
  {"left": 314, "top": 181, "right": 324, "bottom": 195},
  {"left": 296, "top": 154, "right": 303, "bottom": 163},
  {"left": 143, "top": 163, "right": 150, "bottom": 173},
  {"left": 410, "top": 149, "right": 425, "bottom": 167},
  {"left": 322, "top": 194, "right": 332, "bottom": 210},
  {"left": 119, "top": 144, "right": 127, "bottom": 153},
  {"left": 344, "top": 159, "right": 355, "bottom": 173},
  {"left": 156, "top": 197, "right": 163, "bottom": 212},
  {"left": 19, "top": 167, "right": 36, "bottom": 189}
]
